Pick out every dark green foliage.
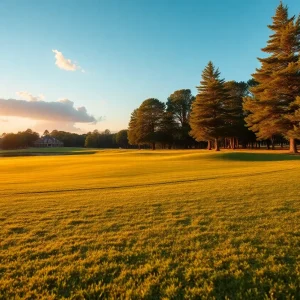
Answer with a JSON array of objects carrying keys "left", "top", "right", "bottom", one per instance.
[
  {"left": 224, "top": 81, "right": 254, "bottom": 148},
  {"left": 167, "top": 89, "right": 195, "bottom": 148},
  {"left": 84, "top": 129, "right": 117, "bottom": 148},
  {"left": 167, "top": 89, "right": 194, "bottom": 127},
  {"left": 137, "top": 98, "right": 165, "bottom": 150},
  {"left": 128, "top": 99, "right": 166, "bottom": 150},
  {"left": 98, "top": 129, "right": 117, "bottom": 148},
  {"left": 156, "top": 111, "right": 177, "bottom": 148},
  {"left": 50, "top": 130, "right": 86, "bottom": 147},
  {"left": 116, "top": 130, "right": 129, "bottom": 148},
  {"left": 84, "top": 130, "right": 99, "bottom": 148},
  {"left": 1, "top": 129, "right": 39, "bottom": 149},
  {"left": 189, "top": 61, "right": 229, "bottom": 150}
]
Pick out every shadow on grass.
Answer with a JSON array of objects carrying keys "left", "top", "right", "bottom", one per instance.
[
  {"left": 212, "top": 152, "right": 300, "bottom": 162},
  {"left": 0, "top": 150, "right": 97, "bottom": 157}
]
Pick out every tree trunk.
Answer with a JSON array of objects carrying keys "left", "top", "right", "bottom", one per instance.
[
  {"left": 207, "top": 140, "right": 212, "bottom": 150},
  {"left": 152, "top": 142, "right": 156, "bottom": 150},
  {"left": 289, "top": 138, "right": 297, "bottom": 153},
  {"left": 214, "top": 138, "right": 220, "bottom": 151},
  {"left": 228, "top": 138, "right": 231, "bottom": 149},
  {"left": 231, "top": 137, "right": 236, "bottom": 149},
  {"left": 271, "top": 138, "right": 275, "bottom": 150}
]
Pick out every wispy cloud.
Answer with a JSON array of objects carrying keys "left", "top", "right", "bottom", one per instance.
[
  {"left": 16, "top": 91, "right": 45, "bottom": 102},
  {"left": 0, "top": 98, "right": 97, "bottom": 123},
  {"left": 52, "top": 49, "right": 83, "bottom": 72}
]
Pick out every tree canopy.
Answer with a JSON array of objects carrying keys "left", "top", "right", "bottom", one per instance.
[
  {"left": 136, "top": 98, "right": 166, "bottom": 150},
  {"left": 167, "top": 89, "right": 195, "bottom": 148},
  {"left": 244, "top": 2, "right": 300, "bottom": 153},
  {"left": 189, "top": 61, "right": 229, "bottom": 151}
]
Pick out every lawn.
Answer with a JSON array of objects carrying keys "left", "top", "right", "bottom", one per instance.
[
  {"left": 0, "top": 147, "right": 96, "bottom": 157},
  {"left": 0, "top": 150, "right": 300, "bottom": 299}
]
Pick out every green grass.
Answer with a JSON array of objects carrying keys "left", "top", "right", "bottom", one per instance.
[
  {"left": 1, "top": 150, "right": 300, "bottom": 299},
  {"left": 0, "top": 147, "right": 96, "bottom": 157}
]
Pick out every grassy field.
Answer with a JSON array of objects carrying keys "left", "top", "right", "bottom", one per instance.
[
  {"left": 1, "top": 150, "right": 300, "bottom": 299},
  {"left": 0, "top": 147, "right": 96, "bottom": 157}
]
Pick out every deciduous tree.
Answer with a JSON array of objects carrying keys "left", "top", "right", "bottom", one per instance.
[
  {"left": 167, "top": 89, "right": 195, "bottom": 148},
  {"left": 128, "top": 109, "right": 140, "bottom": 147},
  {"left": 136, "top": 98, "right": 165, "bottom": 150},
  {"left": 116, "top": 130, "right": 129, "bottom": 148}
]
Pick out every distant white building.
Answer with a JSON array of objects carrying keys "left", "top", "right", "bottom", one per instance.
[{"left": 34, "top": 136, "right": 64, "bottom": 148}]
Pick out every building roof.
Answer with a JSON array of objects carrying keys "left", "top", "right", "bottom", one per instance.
[{"left": 34, "top": 136, "right": 63, "bottom": 145}]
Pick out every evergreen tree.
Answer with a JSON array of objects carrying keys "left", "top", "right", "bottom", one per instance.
[
  {"left": 244, "top": 2, "right": 300, "bottom": 153},
  {"left": 189, "top": 61, "right": 229, "bottom": 151},
  {"left": 288, "top": 96, "right": 300, "bottom": 141}
]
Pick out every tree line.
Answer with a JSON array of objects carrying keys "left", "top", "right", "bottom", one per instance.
[
  {"left": 0, "top": 129, "right": 39, "bottom": 150},
  {"left": 1, "top": 3, "right": 299, "bottom": 153},
  {"left": 0, "top": 129, "right": 130, "bottom": 150},
  {"left": 51, "top": 129, "right": 130, "bottom": 148},
  {"left": 128, "top": 2, "right": 300, "bottom": 153}
]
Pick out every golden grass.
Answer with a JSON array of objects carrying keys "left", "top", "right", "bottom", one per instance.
[{"left": 1, "top": 150, "right": 300, "bottom": 299}]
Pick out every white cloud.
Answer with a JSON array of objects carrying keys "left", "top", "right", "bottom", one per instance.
[
  {"left": 57, "top": 98, "right": 74, "bottom": 106},
  {"left": 52, "top": 49, "right": 83, "bottom": 72},
  {"left": 0, "top": 98, "right": 97, "bottom": 123},
  {"left": 16, "top": 91, "right": 45, "bottom": 101}
]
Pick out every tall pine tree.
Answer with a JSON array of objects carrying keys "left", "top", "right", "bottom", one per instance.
[
  {"left": 244, "top": 2, "right": 300, "bottom": 153},
  {"left": 189, "top": 61, "right": 229, "bottom": 151}
]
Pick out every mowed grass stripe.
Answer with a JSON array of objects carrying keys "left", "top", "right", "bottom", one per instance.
[
  {"left": 0, "top": 149, "right": 299, "bottom": 194},
  {"left": 1, "top": 165, "right": 297, "bottom": 197}
]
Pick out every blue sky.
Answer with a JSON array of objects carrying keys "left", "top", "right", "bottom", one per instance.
[{"left": 0, "top": 0, "right": 299, "bottom": 133}]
